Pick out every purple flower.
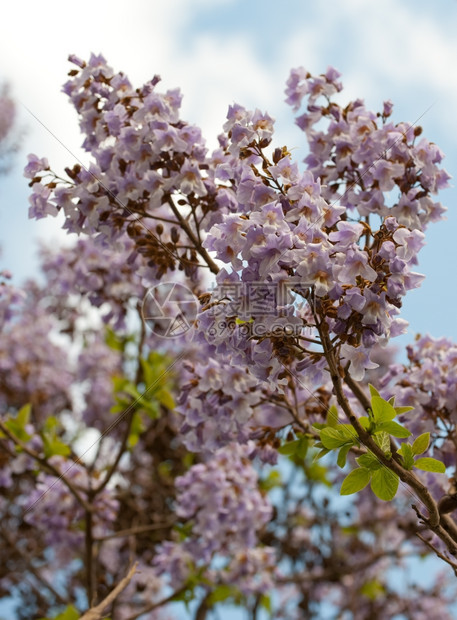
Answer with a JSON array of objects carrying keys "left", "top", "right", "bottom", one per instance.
[
  {"left": 28, "top": 183, "right": 58, "bottom": 219},
  {"left": 336, "top": 247, "right": 377, "bottom": 285},
  {"left": 392, "top": 227, "right": 425, "bottom": 261},
  {"left": 179, "top": 160, "right": 207, "bottom": 196},
  {"left": 371, "top": 160, "right": 404, "bottom": 191},
  {"left": 104, "top": 103, "right": 127, "bottom": 136},
  {"left": 361, "top": 289, "right": 389, "bottom": 328},
  {"left": 340, "top": 343, "right": 379, "bottom": 381},
  {"left": 285, "top": 67, "right": 310, "bottom": 111},
  {"left": 329, "top": 221, "right": 364, "bottom": 248},
  {"left": 24, "top": 154, "right": 49, "bottom": 179}
]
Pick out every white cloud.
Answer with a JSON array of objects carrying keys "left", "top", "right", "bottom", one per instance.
[{"left": 282, "top": 0, "right": 457, "bottom": 130}]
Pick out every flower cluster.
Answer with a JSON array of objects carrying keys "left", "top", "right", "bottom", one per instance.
[
  {"left": 0, "top": 302, "right": 73, "bottom": 420},
  {"left": 154, "top": 444, "right": 275, "bottom": 594},
  {"left": 177, "top": 357, "right": 261, "bottom": 452},
  {"left": 175, "top": 443, "right": 272, "bottom": 557},
  {"left": 199, "top": 150, "right": 425, "bottom": 381},
  {"left": 286, "top": 66, "right": 450, "bottom": 230},
  {"left": 222, "top": 103, "right": 275, "bottom": 156},
  {"left": 38, "top": 233, "right": 145, "bottom": 329},
  {"left": 26, "top": 53, "right": 218, "bottom": 281},
  {"left": 177, "top": 346, "right": 325, "bottom": 456}
]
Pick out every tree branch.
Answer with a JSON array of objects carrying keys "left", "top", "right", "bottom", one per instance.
[
  {"left": 85, "top": 507, "right": 96, "bottom": 607},
  {"left": 343, "top": 373, "right": 371, "bottom": 411},
  {"left": 79, "top": 563, "right": 138, "bottom": 620},
  {"left": 321, "top": 333, "right": 441, "bottom": 528},
  {"left": 95, "top": 520, "right": 175, "bottom": 542},
  {"left": 125, "top": 584, "right": 189, "bottom": 620},
  {"left": 0, "top": 419, "right": 93, "bottom": 513},
  {"left": 166, "top": 196, "right": 219, "bottom": 275},
  {"left": 416, "top": 531, "right": 457, "bottom": 576}
]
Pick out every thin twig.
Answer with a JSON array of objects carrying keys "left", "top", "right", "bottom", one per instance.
[
  {"left": 416, "top": 531, "right": 457, "bottom": 575},
  {"left": 85, "top": 507, "right": 96, "bottom": 606},
  {"left": 166, "top": 196, "right": 219, "bottom": 274},
  {"left": 125, "top": 584, "right": 189, "bottom": 620},
  {"left": 79, "top": 563, "right": 138, "bottom": 620},
  {"left": 0, "top": 419, "right": 93, "bottom": 513},
  {"left": 95, "top": 521, "right": 175, "bottom": 542}
]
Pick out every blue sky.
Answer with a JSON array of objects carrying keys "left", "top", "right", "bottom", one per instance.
[{"left": 0, "top": 1, "right": 456, "bottom": 617}]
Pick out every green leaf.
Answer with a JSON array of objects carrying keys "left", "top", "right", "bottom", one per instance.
[
  {"left": 368, "top": 384, "right": 381, "bottom": 399},
  {"left": 140, "top": 351, "right": 174, "bottom": 389},
  {"left": 122, "top": 382, "right": 142, "bottom": 400},
  {"left": 370, "top": 468, "right": 399, "bottom": 501},
  {"left": 397, "top": 443, "right": 415, "bottom": 470},
  {"left": 326, "top": 405, "right": 339, "bottom": 428},
  {"left": 306, "top": 461, "right": 332, "bottom": 486},
  {"left": 296, "top": 436, "right": 309, "bottom": 459},
  {"left": 259, "top": 470, "right": 282, "bottom": 491},
  {"left": 373, "top": 432, "right": 391, "bottom": 455},
  {"left": 155, "top": 389, "right": 175, "bottom": 410},
  {"left": 260, "top": 593, "right": 272, "bottom": 613},
  {"left": 376, "top": 421, "right": 411, "bottom": 438},
  {"left": 320, "top": 427, "right": 353, "bottom": 450},
  {"left": 414, "top": 457, "right": 446, "bottom": 473},
  {"left": 17, "top": 403, "right": 31, "bottom": 427},
  {"left": 53, "top": 605, "right": 80, "bottom": 620},
  {"left": 112, "top": 376, "right": 130, "bottom": 393},
  {"left": 43, "top": 416, "right": 59, "bottom": 432},
  {"left": 337, "top": 443, "right": 352, "bottom": 468},
  {"left": 173, "top": 521, "right": 194, "bottom": 541},
  {"left": 5, "top": 419, "right": 31, "bottom": 443},
  {"left": 207, "top": 584, "right": 236, "bottom": 605},
  {"left": 394, "top": 405, "right": 414, "bottom": 415},
  {"left": 341, "top": 525, "right": 359, "bottom": 535},
  {"left": 141, "top": 400, "right": 160, "bottom": 419},
  {"left": 340, "top": 468, "right": 371, "bottom": 495},
  {"left": 110, "top": 403, "right": 125, "bottom": 414},
  {"left": 42, "top": 433, "right": 71, "bottom": 458},
  {"left": 359, "top": 416, "right": 370, "bottom": 430},
  {"left": 128, "top": 411, "right": 145, "bottom": 449},
  {"left": 5, "top": 404, "right": 33, "bottom": 442},
  {"left": 360, "top": 579, "right": 385, "bottom": 600},
  {"left": 356, "top": 452, "right": 382, "bottom": 471},
  {"left": 278, "top": 436, "right": 308, "bottom": 459},
  {"left": 278, "top": 439, "right": 300, "bottom": 455},
  {"left": 335, "top": 424, "right": 358, "bottom": 441},
  {"left": 371, "top": 396, "right": 397, "bottom": 423},
  {"left": 105, "top": 326, "right": 126, "bottom": 352},
  {"left": 171, "top": 586, "right": 195, "bottom": 608},
  {"left": 313, "top": 447, "right": 330, "bottom": 461},
  {"left": 412, "top": 432, "right": 430, "bottom": 456}
]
